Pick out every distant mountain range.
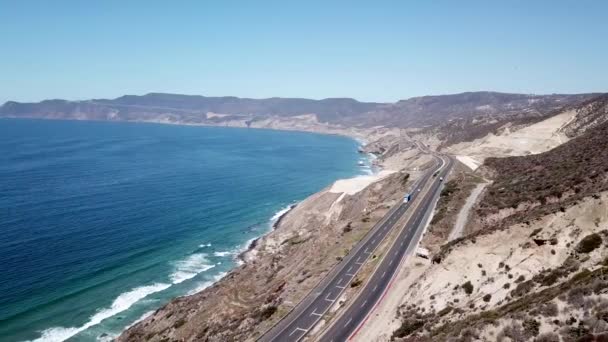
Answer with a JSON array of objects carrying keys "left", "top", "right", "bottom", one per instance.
[{"left": 0, "top": 91, "right": 600, "bottom": 129}]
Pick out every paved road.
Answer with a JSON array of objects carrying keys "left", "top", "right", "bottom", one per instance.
[
  {"left": 320, "top": 155, "right": 453, "bottom": 341},
  {"left": 260, "top": 153, "right": 454, "bottom": 342}
]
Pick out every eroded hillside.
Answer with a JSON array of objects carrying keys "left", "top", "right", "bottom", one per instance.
[{"left": 382, "top": 98, "right": 608, "bottom": 342}]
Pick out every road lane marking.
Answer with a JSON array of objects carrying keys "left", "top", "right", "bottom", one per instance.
[
  {"left": 347, "top": 265, "right": 352, "bottom": 273},
  {"left": 336, "top": 285, "right": 346, "bottom": 289},
  {"left": 310, "top": 310, "right": 323, "bottom": 317},
  {"left": 360, "top": 299, "right": 368, "bottom": 308},
  {"left": 371, "top": 238, "right": 376, "bottom": 244},
  {"left": 346, "top": 273, "right": 355, "bottom": 277},
  {"left": 289, "top": 327, "right": 308, "bottom": 336},
  {"left": 382, "top": 271, "right": 386, "bottom": 278},
  {"left": 389, "top": 259, "right": 393, "bottom": 266},
  {"left": 325, "top": 292, "right": 337, "bottom": 302},
  {"left": 344, "top": 317, "right": 353, "bottom": 328},
  {"left": 373, "top": 284, "right": 378, "bottom": 291}
]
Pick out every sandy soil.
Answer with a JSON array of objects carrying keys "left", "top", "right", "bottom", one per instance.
[
  {"left": 353, "top": 180, "right": 607, "bottom": 342},
  {"left": 449, "top": 182, "right": 488, "bottom": 241},
  {"left": 447, "top": 110, "right": 576, "bottom": 165},
  {"left": 379, "top": 191, "right": 607, "bottom": 340},
  {"left": 329, "top": 171, "right": 396, "bottom": 195},
  {"left": 455, "top": 155, "right": 482, "bottom": 171}
]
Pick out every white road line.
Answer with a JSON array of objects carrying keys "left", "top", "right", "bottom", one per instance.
[
  {"left": 346, "top": 273, "right": 355, "bottom": 277},
  {"left": 347, "top": 266, "right": 352, "bottom": 273},
  {"left": 325, "top": 293, "right": 336, "bottom": 302},
  {"left": 371, "top": 238, "right": 376, "bottom": 244},
  {"left": 360, "top": 299, "right": 368, "bottom": 308},
  {"left": 336, "top": 285, "right": 346, "bottom": 289},
  {"left": 344, "top": 317, "right": 353, "bottom": 328},
  {"left": 310, "top": 310, "right": 323, "bottom": 317},
  {"left": 290, "top": 327, "right": 308, "bottom": 336},
  {"left": 382, "top": 271, "right": 386, "bottom": 278},
  {"left": 373, "top": 284, "right": 378, "bottom": 291},
  {"left": 389, "top": 259, "right": 393, "bottom": 266}
]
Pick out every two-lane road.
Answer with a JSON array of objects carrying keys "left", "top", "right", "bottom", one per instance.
[{"left": 260, "top": 155, "right": 453, "bottom": 342}]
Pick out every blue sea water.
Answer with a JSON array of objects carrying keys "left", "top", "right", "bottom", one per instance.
[{"left": 0, "top": 119, "right": 368, "bottom": 342}]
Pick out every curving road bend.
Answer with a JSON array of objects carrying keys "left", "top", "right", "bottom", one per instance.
[{"left": 259, "top": 154, "right": 454, "bottom": 342}]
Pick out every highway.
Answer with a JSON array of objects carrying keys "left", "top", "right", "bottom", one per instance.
[{"left": 260, "top": 153, "right": 453, "bottom": 342}]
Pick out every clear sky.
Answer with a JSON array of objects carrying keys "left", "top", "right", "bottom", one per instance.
[{"left": 1, "top": 0, "right": 606, "bottom": 103}]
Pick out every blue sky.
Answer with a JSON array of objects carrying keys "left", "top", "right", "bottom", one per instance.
[{"left": 1, "top": 0, "right": 606, "bottom": 103}]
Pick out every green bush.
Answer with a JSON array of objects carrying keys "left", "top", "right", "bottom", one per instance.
[
  {"left": 523, "top": 319, "right": 540, "bottom": 337},
  {"left": 257, "top": 305, "right": 277, "bottom": 321},
  {"left": 392, "top": 319, "right": 424, "bottom": 338},
  {"left": 575, "top": 233, "right": 602, "bottom": 253},
  {"left": 462, "top": 281, "right": 474, "bottom": 295}
]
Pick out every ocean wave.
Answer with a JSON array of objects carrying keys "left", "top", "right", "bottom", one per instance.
[
  {"left": 169, "top": 253, "right": 215, "bottom": 284},
  {"left": 29, "top": 283, "right": 170, "bottom": 342},
  {"left": 213, "top": 251, "right": 233, "bottom": 257},
  {"left": 270, "top": 204, "right": 293, "bottom": 223}
]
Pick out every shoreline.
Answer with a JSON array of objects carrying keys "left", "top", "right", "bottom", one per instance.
[
  {"left": 0, "top": 116, "right": 369, "bottom": 142},
  {"left": 232, "top": 145, "right": 378, "bottom": 269},
  {"left": 108, "top": 129, "right": 376, "bottom": 338},
  {"left": 2, "top": 117, "right": 377, "bottom": 342}
]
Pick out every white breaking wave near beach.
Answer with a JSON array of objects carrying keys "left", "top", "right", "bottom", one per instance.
[
  {"left": 213, "top": 250, "right": 233, "bottom": 257},
  {"left": 169, "top": 253, "right": 215, "bottom": 284},
  {"left": 29, "top": 252, "right": 218, "bottom": 341},
  {"left": 270, "top": 204, "right": 293, "bottom": 222},
  {"left": 29, "top": 283, "right": 171, "bottom": 342}
]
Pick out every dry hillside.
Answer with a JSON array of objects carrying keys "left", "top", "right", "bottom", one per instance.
[
  {"left": 475, "top": 118, "right": 608, "bottom": 232},
  {"left": 388, "top": 97, "right": 608, "bottom": 342}
]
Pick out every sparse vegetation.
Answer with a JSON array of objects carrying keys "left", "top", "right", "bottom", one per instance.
[
  {"left": 462, "top": 281, "right": 474, "bottom": 295},
  {"left": 392, "top": 319, "right": 424, "bottom": 339},
  {"left": 257, "top": 305, "right": 277, "bottom": 321},
  {"left": 173, "top": 318, "right": 187, "bottom": 329},
  {"left": 575, "top": 233, "right": 603, "bottom": 253},
  {"left": 477, "top": 117, "right": 608, "bottom": 230},
  {"left": 523, "top": 318, "right": 540, "bottom": 337}
]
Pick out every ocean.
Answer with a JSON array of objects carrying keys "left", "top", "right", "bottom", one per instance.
[{"left": 0, "top": 119, "right": 370, "bottom": 342}]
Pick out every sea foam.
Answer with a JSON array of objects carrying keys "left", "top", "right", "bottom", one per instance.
[
  {"left": 30, "top": 283, "right": 170, "bottom": 342},
  {"left": 270, "top": 204, "right": 293, "bottom": 222},
  {"left": 169, "top": 253, "right": 215, "bottom": 284}
]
